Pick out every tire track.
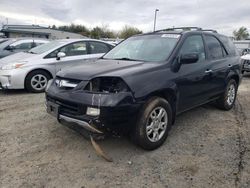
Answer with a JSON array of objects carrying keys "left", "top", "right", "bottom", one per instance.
[{"left": 233, "top": 98, "right": 247, "bottom": 188}]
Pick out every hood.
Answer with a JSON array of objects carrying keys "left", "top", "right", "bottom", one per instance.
[
  {"left": 57, "top": 59, "right": 160, "bottom": 81},
  {"left": 0, "top": 52, "right": 37, "bottom": 66}
]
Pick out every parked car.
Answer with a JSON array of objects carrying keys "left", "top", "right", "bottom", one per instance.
[
  {"left": 241, "top": 54, "right": 250, "bottom": 73},
  {"left": 0, "top": 38, "right": 48, "bottom": 58},
  {"left": 46, "top": 27, "right": 242, "bottom": 150},
  {"left": 0, "top": 39, "right": 114, "bottom": 92}
]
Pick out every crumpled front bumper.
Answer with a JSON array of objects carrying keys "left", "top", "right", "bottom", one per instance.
[{"left": 46, "top": 85, "right": 142, "bottom": 134}]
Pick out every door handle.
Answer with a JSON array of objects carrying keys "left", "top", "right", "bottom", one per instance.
[{"left": 205, "top": 69, "right": 213, "bottom": 73}]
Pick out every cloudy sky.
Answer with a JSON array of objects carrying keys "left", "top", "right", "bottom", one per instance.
[{"left": 0, "top": 0, "right": 249, "bottom": 36}]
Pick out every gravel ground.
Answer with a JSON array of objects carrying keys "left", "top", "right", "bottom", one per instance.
[{"left": 0, "top": 75, "right": 250, "bottom": 188}]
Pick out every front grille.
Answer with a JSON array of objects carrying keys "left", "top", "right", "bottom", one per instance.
[{"left": 47, "top": 96, "right": 86, "bottom": 116}]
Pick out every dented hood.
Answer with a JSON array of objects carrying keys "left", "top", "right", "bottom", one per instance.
[{"left": 57, "top": 59, "right": 159, "bottom": 81}]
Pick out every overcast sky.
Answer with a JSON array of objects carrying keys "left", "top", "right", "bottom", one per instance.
[{"left": 0, "top": 0, "right": 249, "bottom": 36}]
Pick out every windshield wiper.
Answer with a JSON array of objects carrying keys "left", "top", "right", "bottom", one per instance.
[
  {"left": 28, "top": 51, "right": 36, "bottom": 54},
  {"left": 113, "top": 57, "right": 140, "bottom": 61}
]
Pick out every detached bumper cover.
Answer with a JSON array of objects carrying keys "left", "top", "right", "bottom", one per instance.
[{"left": 46, "top": 85, "right": 142, "bottom": 133}]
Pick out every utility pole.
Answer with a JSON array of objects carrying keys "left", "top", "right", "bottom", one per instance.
[{"left": 153, "top": 9, "right": 159, "bottom": 32}]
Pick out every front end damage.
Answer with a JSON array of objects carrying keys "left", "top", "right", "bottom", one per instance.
[{"left": 46, "top": 76, "right": 141, "bottom": 137}]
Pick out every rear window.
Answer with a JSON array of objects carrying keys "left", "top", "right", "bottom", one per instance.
[{"left": 218, "top": 35, "right": 238, "bottom": 56}]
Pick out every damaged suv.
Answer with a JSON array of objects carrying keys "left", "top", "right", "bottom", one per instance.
[{"left": 46, "top": 27, "right": 242, "bottom": 150}]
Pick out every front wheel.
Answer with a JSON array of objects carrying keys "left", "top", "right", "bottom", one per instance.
[
  {"left": 132, "top": 97, "right": 172, "bottom": 150},
  {"left": 25, "top": 70, "right": 51, "bottom": 93},
  {"left": 216, "top": 79, "right": 238, "bottom": 110}
]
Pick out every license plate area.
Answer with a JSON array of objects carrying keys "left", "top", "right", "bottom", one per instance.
[{"left": 47, "top": 101, "right": 59, "bottom": 118}]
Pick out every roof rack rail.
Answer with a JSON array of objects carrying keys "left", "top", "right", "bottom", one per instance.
[
  {"left": 201, "top": 29, "right": 217, "bottom": 33},
  {"left": 154, "top": 27, "right": 202, "bottom": 33}
]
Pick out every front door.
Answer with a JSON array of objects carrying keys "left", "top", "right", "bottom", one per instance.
[
  {"left": 175, "top": 34, "right": 212, "bottom": 112},
  {"left": 55, "top": 41, "right": 91, "bottom": 72}
]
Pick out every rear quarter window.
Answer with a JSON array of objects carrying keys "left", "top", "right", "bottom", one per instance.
[{"left": 218, "top": 35, "right": 238, "bottom": 56}]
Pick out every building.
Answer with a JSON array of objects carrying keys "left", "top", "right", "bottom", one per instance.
[
  {"left": 1, "top": 25, "right": 86, "bottom": 39},
  {"left": 233, "top": 40, "right": 250, "bottom": 54}
]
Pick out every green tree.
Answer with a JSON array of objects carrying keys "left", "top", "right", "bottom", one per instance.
[
  {"left": 119, "top": 25, "right": 142, "bottom": 39},
  {"left": 90, "top": 26, "right": 116, "bottom": 39},
  {"left": 233, "top": 27, "right": 249, "bottom": 40}
]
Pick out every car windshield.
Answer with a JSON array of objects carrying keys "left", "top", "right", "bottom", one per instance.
[
  {"left": 29, "top": 41, "right": 65, "bottom": 54},
  {"left": 103, "top": 34, "right": 180, "bottom": 62}
]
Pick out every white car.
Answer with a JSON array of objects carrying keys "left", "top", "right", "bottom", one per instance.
[
  {"left": 0, "top": 38, "right": 48, "bottom": 58},
  {"left": 0, "top": 39, "right": 114, "bottom": 92},
  {"left": 241, "top": 54, "right": 250, "bottom": 73}
]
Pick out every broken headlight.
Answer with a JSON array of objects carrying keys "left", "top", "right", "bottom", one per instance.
[{"left": 84, "top": 77, "right": 130, "bottom": 93}]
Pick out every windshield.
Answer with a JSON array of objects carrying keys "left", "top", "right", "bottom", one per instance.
[
  {"left": 29, "top": 41, "right": 65, "bottom": 54},
  {"left": 103, "top": 34, "right": 180, "bottom": 62}
]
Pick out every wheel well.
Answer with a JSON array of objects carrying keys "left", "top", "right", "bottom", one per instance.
[
  {"left": 147, "top": 89, "right": 177, "bottom": 124},
  {"left": 24, "top": 69, "right": 53, "bottom": 88},
  {"left": 229, "top": 75, "right": 239, "bottom": 85}
]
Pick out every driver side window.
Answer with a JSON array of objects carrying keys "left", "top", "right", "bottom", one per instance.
[
  {"left": 46, "top": 42, "right": 87, "bottom": 58},
  {"left": 180, "top": 35, "right": 205, "bottom": 62}
]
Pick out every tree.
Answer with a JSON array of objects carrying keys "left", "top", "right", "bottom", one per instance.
[
  {"left": 119, "top": 25, "right": 142, "bottom": 39},
  {"left": 90, "top": 26, "right": 116, "bottom": 39},
  {"left": 233, "top": 27, "right": 249, "bottom": 40}
]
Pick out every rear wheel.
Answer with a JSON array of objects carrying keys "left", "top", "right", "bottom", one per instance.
[
  {"left": 132, "top": 97, "right": 172, "bottom": 150},
  {"left": 25, "top": 70, "right": 51, "bottom": 93},
  {"left": 216, "top": 79, "right": 238, "bottom": 110}
]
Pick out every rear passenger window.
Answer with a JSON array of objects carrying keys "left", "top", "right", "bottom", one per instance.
[
  {"left": 218, "top": 35, "right": 238, "bottom": 56},
  {"left": 13, "top": 42, "right": 33, "bottom": 50},
  {"left": 89, "top": 42, "right": 110, "bottom": 54},
  {"left": 205, "top": 35, "right": 225, "bottom": 59},
  {"left": 180, "top": 35, "right": 205, "bottom": 62}
]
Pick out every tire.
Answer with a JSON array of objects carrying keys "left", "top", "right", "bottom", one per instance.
[
  {"left": 25, "top": 70, "right": 51, "bottom": 93},
  {"left": 216, "top": 79, "right": 238, "bottom": 110},
  {"left": 132, "top": 97, "right": 172, "bottom": 150}
]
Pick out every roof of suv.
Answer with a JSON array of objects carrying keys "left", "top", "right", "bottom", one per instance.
[{"left": 141, "top": 27, "right": 224, "bottom": 37}]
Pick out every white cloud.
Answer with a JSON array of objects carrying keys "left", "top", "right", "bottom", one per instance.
[{"left": 0, "top": 0, "right": 249, "bottom": 36}]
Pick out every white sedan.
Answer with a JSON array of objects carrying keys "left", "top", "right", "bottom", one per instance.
[{"left": 0, "top": 39, "right": 114, "bottom": 92}]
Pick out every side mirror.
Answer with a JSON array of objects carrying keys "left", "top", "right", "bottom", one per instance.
[
  {"left": 6, "top": 45, "right": 15, "bottom": 51},
  {"left": 179, "top": 53, "right": 199, "bottom": 64},
  {"left": 56, "top": 52, "right": 66, "bottom": 60}
]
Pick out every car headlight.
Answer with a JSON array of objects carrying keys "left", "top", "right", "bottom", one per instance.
[
  {"left": 84, "top": 77, "right": 130, "bottom": 93},
  {"left": 1, "top": 63, "right": 25, "bottom": 70}
]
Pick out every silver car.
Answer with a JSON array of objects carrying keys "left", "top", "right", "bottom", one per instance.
[
  {"left": 0, "top": 38, "right": 48, "bottom": 58},
  {"left": 0, "top": 39, "right": 114, "bottom": 92}
]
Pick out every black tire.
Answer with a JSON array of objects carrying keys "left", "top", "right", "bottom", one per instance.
[
  {"left": 25, "top": 70, "right": 51, "bottom": 93},
  {"left": 132, "top": 97, "right": 172, "bottom": 150},
  {"left": 216, "top": 79, "right": 238, "bottom": 110}
]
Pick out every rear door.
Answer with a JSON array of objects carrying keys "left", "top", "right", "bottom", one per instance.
[
  {"left": 203, "top": 34, "right": 229, "bottom": 97},
  {"left": 88, "top": 41, "right": 113, "bottom": 61}
]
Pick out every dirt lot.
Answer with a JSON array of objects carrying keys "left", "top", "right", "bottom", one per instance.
[{"left": 0, "top": 75, "right": 250, "bottom": 188}]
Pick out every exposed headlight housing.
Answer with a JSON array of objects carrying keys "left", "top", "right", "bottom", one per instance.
[
  {"left": 1, "top": 63, "right": 25, "bottom": 70},
  {"left": 84, "top": 77, "right": 130, "bottom": 93},
  {"left": 86, "top": 107, "right": 100, "bottom": 116}
]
